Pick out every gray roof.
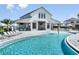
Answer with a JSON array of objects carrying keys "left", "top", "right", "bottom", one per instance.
[
  {"left": 16, "top": 19, "right": 32, "bottom": 23},
  {"left": 64, "top": 18, "right": 79, "bottom": 22},
  {"left": 20, "top": 7, "right": 52, "bottom": 19},
  {"left": 51, "top": 18, "right": 60, "bottom": 24}
]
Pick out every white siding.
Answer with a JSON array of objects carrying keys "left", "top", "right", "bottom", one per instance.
[{"left": 30, "top": 8, "right": 51, "bottom": 21}]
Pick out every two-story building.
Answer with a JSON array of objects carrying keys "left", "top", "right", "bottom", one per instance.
[
  {"left": 64, "top": 18, "right": 79, "bottom": 30},
  {"left": 16, "top": 7, "right": 60, "bottom": 31}
]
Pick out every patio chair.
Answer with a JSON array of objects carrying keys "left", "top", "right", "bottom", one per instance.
[
  {"left": 9, "top": 31, "right": 17, "bottom": 36},
  {"left": 0, "top": 34, "right": 5, "bottom": 39},
  {"left": 3, "top": 32, "right": 8, "bottom": 36},
  {"left": 7, "top": 31, "right": 16, "bottom": 36},
  {"left": 3, "top": 32, "right": 12, "bottom": 37}
]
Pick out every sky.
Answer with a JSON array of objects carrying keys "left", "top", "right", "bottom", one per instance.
[{"left": 0, "top": 4, "right": 79, "bottom": 22}]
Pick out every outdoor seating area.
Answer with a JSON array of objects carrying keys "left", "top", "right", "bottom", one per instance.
[
  {"left": 3, "top": 31, "right": 21, "bottom": 37},
  {"left": 0, "top": 30, "right": 21, "bottom": 40},
  {"left": 0, "top": 5, "right": 79, "bottom": 55},
  {"left": 0, "top": 21, "right": 22, "bottom": 40}
]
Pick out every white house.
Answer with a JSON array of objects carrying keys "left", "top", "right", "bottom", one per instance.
[
  {"left": 16, "top": 7, "right": 60, "bottom": 31},
  {"left": 64, "top": 18, "right": 79, "bottom": 30}
]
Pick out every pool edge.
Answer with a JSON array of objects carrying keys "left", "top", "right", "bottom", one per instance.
[{"left": 64, "top": 35, "right": 78, "bottom": 55}]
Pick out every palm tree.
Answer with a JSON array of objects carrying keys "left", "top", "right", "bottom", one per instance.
[
  {"left": 1, "top": 19, "right": 13, "bottom": 31},
  {"left": 77, "top": 14, "right": 79, "bottom": 18}
]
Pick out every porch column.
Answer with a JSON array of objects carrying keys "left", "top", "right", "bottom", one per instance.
[
  {"left": 36, "top": 22, "right": 38, "bottom": 30},
  {"left": 51, "top": 23, "right": 53, "bottom": 30},
  {"left": 30, "top": 22, "right": 32, "bottom": 31},
  {"left": 50, "top": 23, "right": 51, "bottom": 30},
  {"left": 45, "top": 22, "right": 47, "bottom": 30},
  {"left": 52, "top": 24, "right": 54, "bottom": 29}
]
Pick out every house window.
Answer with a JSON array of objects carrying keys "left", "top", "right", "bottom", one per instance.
[
  {"left": 71, "top": 21, "right": 74, "bottom": 23},
  {"left": 38, "top": 13, "right": 40, "bottom": 19},
  {"left": 47, "top": 23, "right": 50, "bottom": 29},
  {"left": 33, "top": 23, "right": 36, "bottom": 29},
  {"left": 41, "top": 13, "right": 43, "bottom": 18},
  {"left": 20, "top": 23, "right": 24, "bottom": 25},
  {"left": 39, "top": 13, "right": 46, "bottom": 19},
  {"left": 44, "top": 13, "right": 45, "bottom": 19}
]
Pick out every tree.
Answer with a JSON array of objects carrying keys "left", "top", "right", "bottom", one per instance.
[
  {"left": 1, "top": 19, "right": 13, "bottom": 31},
  {"left": 1, "top": 19, "right": 13, "bottom": 24},
  {"left": 77, "top": 14, "right": 79, "bottom": 18}
]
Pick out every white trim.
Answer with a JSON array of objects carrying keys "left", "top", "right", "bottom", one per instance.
[
  {"left": 36, "top": 22, "right": 38, "bottom": 30},
  {"left": 30, "top": 22, "right": 32, "bottom": 31}
]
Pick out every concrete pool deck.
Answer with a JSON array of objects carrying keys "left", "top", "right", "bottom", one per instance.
[
  {"left": 0, "top": 30, "right": 51, "bottom": 48},
  {"left": 66, "top": 33, "right": 79, "bottom": 54}
]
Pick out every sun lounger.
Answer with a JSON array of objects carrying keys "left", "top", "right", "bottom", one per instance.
[
  {"left": 7, "top": 31, "right": 18, "bottom": 36},
  {"left": 9, "top": 31, "right": 18, "bottom": 36},
  {"left": 9, "top": 31, "right": 15, "bottom": 35},
  {"left": 7, "top": 32, "right": 14, "bottom": 36},
  {"left": 3, "top": 32, "right": 12, "bottom": 37},
  {"left": 0, "top": 34, "right": 6, "bottom": 39},
  {"left": 3, "top": 32, "right": 8, "bottom": 36},
  {"left": 3, "top": 31, "right": 22, "bottom": 37}
]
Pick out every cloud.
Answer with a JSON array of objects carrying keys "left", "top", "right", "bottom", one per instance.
[
  {"left": 6, "top": 4, "right": 15, "bottom": 10},
  {"left": 18, "top": 4, "right": 28, "bottom": 9},
  {"left": 6, "top": 4, "right": 28, "bottom": 10}
]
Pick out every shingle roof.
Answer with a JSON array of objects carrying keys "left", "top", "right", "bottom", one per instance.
[
  {"left": 16, "top": 19, "right": 32, "bottom": 23},
  {"left": 64, "top": 18, "right": 79, "bottom": 22},
  {"left": 20, "top": 7, "right": 52, "bottom": 19},
  {"left": 51, "top": 18, "right": 60, "bottom": 23}
]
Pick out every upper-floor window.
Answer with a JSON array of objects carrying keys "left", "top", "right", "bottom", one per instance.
[
  {"left": 38, "top": 13, "right": 46, "bottom": 19},
  {"left": 39, "top": 13, "right": 40, "bottom": 19},
  {"left": 41, "top": 13, "right": 43, "bottom": 18},
  {"left": 44, "top": 13, "right": 45, "bottom": 19}
]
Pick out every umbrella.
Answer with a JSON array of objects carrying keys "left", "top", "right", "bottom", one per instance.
[
  {"left": 10, "top": 23, "right": 18, "bottom": 27},
  {"left": 0, "top": 22, "right": 7, "bottom": 27},
  {"left": 10, "top": 23, "right": 19, "bottom": 31},
  {"left": 60, "top": 23, "right": 66, "bottom": 27},
  {"left": 67, "top": 24, "right": 72, "bottom": 27}
]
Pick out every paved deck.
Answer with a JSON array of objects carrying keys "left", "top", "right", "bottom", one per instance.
[{"left": 66, "top": 33, "right": 79, "bottom": 54}]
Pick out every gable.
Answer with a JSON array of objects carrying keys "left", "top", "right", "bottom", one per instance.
[
  {"left": 20, "top": 7, "right": 52, "bottom": 19},
  {"left": 30, "top": 7, "right": 52, "bottom": 16}
]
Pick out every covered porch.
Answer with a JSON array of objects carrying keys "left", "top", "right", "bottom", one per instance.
[{"left": 17, "top": 19, "right": 52, "bottom": 31}]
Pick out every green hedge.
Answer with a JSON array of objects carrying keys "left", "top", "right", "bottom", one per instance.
[{"left": 0, "top": 28, "right": 5, "bottom": 32}]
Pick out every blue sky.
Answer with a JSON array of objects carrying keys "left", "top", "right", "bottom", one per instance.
[{"left": 0, "top": 4, "right": 79, "bottom": 22}]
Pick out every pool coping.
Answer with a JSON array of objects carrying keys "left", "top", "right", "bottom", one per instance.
[{"left": 65, "top": 35, "right": 79, "bottom": 54}]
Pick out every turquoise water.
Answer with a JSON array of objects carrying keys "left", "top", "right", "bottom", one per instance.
[{"left": 0, "top": 32, "right": 76, "bottom": 55}]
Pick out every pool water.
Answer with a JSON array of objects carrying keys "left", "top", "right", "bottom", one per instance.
[{"left": 0, "top": 32, "right": 76, "bottom": 55}]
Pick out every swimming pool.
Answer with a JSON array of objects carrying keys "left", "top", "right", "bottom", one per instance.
[{"left": 0, "top": 32, "right": 77, "bottom": 55}]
